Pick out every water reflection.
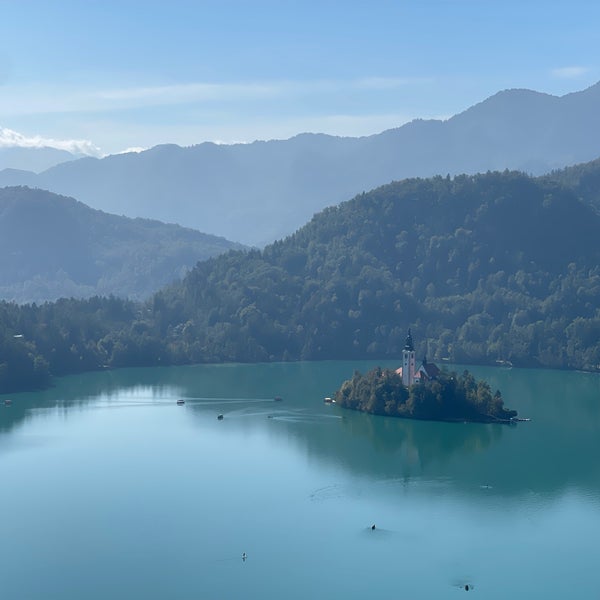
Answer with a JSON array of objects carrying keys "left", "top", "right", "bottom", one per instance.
[{"left": 2, "top": 361, "right": 600, "bottom": 501}]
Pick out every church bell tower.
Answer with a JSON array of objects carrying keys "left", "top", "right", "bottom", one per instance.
[{"left": 402, "top": 329, "right": 416, "bottom": 386}]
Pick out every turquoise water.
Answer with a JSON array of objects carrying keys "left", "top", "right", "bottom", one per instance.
[{"left": 0, "top": 361, "right": 599, "bottom": 598}]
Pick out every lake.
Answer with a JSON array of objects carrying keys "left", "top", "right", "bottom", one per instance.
[{"left": 1, "top": 361, "right": 599, "bottom": 599}]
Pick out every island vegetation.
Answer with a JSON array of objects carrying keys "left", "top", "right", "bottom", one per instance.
[{"left": 334, "top": 367, "right": 517, "bottom": 424}]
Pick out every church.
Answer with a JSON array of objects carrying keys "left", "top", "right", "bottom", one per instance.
[{"left": 395, "top": 329, "right": 440, "bottom": 386}]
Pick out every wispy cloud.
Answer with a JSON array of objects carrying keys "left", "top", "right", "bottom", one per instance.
[
  {"left": 354, "top": 76, "right": 433, "bottom": 90},
  {"left": 551, "top": 66, "right": 590, "bottom": 79},
  {"left": 0, "top": 76, "right": 435, "bottom": 154},
  {"left": 0, "top": 126, "right": 101, "bottom": 156},
  {"left": 96, "top": 81, "right": 277, "bottom": 103},
  {"left": 0, "top": 76, "right": 431, "bottom": 117},
  {"left": 114, "top": 146, "right": 146, "bottom": 154}
]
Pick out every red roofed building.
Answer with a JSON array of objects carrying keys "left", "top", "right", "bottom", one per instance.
[{"left": 395, "top": 330, "right": 440, "bottom": 386}]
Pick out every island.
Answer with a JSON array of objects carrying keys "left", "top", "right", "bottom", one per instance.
[
  {"left": 333, "top": 331, "right": 517, "bottom": 424},
  {"left": 334, "top": 366, "right": 517, "bottom": 423}
]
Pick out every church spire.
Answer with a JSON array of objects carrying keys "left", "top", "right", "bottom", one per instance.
[{"left": 404, "top": 328, "right": 414, "bottom": 352}]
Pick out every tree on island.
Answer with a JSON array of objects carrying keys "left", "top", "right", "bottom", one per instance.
[{"left": 334, "top": 367, "right": 517, "bottom": 423}]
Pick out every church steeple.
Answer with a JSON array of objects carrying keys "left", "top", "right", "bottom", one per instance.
[
  {"left": 401, "top": 328, "right": 416, "bottom": 386},
  {"left": 404, "top": 329, "right": 414, "bottom": 352}
]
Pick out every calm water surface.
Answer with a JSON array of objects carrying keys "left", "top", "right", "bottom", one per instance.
[{"left": 1, "top": 361, "right": 599, "bottom": 599}]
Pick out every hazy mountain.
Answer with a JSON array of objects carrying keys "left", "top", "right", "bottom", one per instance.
[
  {"left": 0, "top": 186, "right": 244, "bottom": 303},
  {"left": 0, "top": 146, "right": 77, "bottom": 173},
  {"left": 1, "top": 82, "right": 600, "bottom": 246}
]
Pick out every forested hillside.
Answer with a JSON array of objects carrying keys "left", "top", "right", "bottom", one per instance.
[
  {"left": 0, "top": 187, "right": 244, "bottom": 303},
  {"left": 152, "top": 171, "right": 600, "bottom": 370},
  {"left": 544, "top": 158, "right": 600, "bottom": 214},
  {"left": 2, "top": 168, "right": 600, "bottom": 393}
]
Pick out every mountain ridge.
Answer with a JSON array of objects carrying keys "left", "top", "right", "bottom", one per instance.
[
  {"left": 2, "top": 82, "right": 600, "bottom": 245},
  {"left": 0, "top": 186, "right": 244, "bottom": 303}
]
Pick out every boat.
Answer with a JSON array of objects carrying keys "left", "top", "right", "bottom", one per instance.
[
  {"left": 176, "top": 399, "right": 185, "bottom": 405},
  {"left": 274, "top": 396, "right": 283, "bottom": 402},
  {"left": 217, "top": 414, "right": 224, "bottom": 420},
  {"left": 496, "top": 359, "right": 513, "bottom": 369},
  {"left": 324, "top": 397, "right": 335, "bottom": 404},
  {"left": 4, "top": 399, "right": 12, "bottom": 407}
]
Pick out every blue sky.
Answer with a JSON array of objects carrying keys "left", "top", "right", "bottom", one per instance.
[{"left": 1, "top": 0, "right": 599, "bottom": 155}]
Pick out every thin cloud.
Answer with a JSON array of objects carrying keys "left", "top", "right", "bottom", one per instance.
[
  {"left": 0, "top": 76, "right": 431, "bottom": 117},
  {"left": 0, "top": 81, "right": 285, "bottom": 116},
  {"left": 0, "top": 126, "right": 101, "bottom": 156},
  {"left": 354, "top": 76, "right": 434, "bottom": 90},
  {"left": 551, "top": 66, "right": 590, "bottom": 79},
  {"left": 97, "top": 81, "right": 277, "bottom": 103}
]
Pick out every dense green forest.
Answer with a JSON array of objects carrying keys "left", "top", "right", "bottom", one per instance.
[
  {"left": 2, "top": 167, "right": 600, "bottom": 393},
  {"left": 334, "top": 367, "right": 517, "bottom": 423}
]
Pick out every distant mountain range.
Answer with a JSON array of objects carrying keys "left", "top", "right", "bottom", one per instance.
[
  {"left": 2, "top": 82, "right": 600, "bottom": 246},
  {"left": 0, "top": 187, "right": 244, "bottom": 303},
  {"left": 0, "top": 146, "right": 79, "bottom": 173}
]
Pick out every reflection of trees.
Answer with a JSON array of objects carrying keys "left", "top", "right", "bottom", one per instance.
[
  {"left": 2, "top": 362, "right": 600, "bottom": 501},
  {"left": 0, "top": 367, "right": 184, "bottom": 438},
  {"left": 306, "top": 407, "right": 500, "bottom": 482}
]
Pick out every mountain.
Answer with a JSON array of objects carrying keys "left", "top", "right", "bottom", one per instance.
[
  {"left": 2, "top": 82, "right": 600, "bottom": 246},
  {"left": 147, "top": 169, "right": 600, "bottom": 370},
  {"left": 542, "top": 157, "right": 600, "bottom": 212},
  {"left": 3, "top": 164, "right": 600, "bottom": 393},
  {"left": 0, "top": 186, "right": 244, "bottom": 303},
  {"left": 0, "top": 146, "right": 77, "bottom": 173}
]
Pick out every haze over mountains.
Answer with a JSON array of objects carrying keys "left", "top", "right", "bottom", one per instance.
[
  {"left": 0, "top": 187, "right": 244, "bottom": 303},
  {"left": 2, "top": 82, "right": 600, "bottom": 246},
  {"left": 0, "top": 146, "right": 79, "bottom": 173}
]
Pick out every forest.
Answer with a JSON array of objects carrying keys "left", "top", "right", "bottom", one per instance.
[
  {"left": 334, "top": 367, "right": 517, "bottom": 423},
  {"left": 2, "top": 167, "right": 600, "bottom": 393}
]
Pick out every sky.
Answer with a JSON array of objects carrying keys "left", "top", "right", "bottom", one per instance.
[{"left": 1, "top": 0, "right": 600, "bottom": 156}]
